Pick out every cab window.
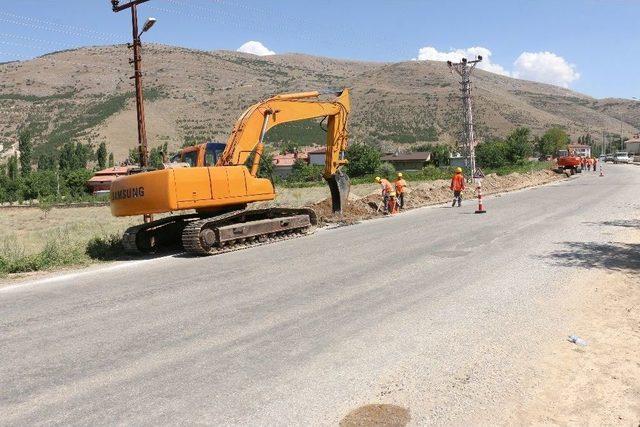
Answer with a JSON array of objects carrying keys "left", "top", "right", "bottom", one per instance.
[
  {"left": 205, "top": 142, "right": 227, "bottom": 166},
  {"left": 182, "top": 150, "right": 198, "bottom": 167}
]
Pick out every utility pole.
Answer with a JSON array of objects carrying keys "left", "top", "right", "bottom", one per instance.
[
  {"left": 111, "top": 0, "right": 153, "bottom": 168},
  {"left": 111, "top": 0, "right": 155, "bottom": 223},
  {"left": 448, "top": 56, "right": 482, "bottom": 178}
]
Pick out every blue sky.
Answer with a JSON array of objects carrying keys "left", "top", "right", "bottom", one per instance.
[{"left": 0, "top": 0, "right": 637, "bottom": 98}]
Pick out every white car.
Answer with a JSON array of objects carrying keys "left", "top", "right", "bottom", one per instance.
[{"left": 614, "top": 152, "right": 631, "bottom": 164}]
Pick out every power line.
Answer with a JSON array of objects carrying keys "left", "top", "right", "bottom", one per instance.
[{"left": 0, "top": 11, "right": 120, "bottom": 40}]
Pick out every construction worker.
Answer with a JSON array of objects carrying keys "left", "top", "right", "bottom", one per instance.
[
  {"left": 375, "top": 176, "right": 393, "bottom": 214},
  {"left": 394, "top": 172, "right": 407, "bottom": 210},
  {"left": 593, "top": 156, "right": 598, "bottom": 172},
  {"left": 450, "top": 167, "right": 465, "bottom": 207}
]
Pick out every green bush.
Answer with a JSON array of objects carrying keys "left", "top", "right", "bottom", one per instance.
[
  {"left": 345, "top": 143, "right": 381, "bottom": 177},
  {"left": 375, "top": 162, "right": 396, "bottom": 179},
  {"left": 288, "top": 159, "right": 324, "bottom": 183},
  {"left": 86, "top": 234, "right": 124, "bottom": 261},
  {"left": 476, "top": 139, "right": 509, "bottom": 168}
]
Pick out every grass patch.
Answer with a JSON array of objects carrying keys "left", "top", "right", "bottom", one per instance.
[
  {"left": 45, "top": 92, "right": 132, "bottom": 149},
  {"left": 0, "top": 231, "right": 126, "bottom": 276},
  {"left": 0, "top": 90, "right": 76, "bottom": 102}
]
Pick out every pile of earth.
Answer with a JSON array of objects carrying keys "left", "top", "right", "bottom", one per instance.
[{"left": 311, "top": 169, "right": 564, "bottom": 224}]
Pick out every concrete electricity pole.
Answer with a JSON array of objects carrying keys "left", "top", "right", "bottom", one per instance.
[
  {"left": 447, "top": 56, "right": 482, "bottom": 178},
  {"left": 111, "top": 0, "right": 155, "bottom": 169}
]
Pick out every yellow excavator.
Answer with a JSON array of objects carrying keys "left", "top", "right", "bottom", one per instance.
[{"left": 110, "top": 89, "right": 351, "bottom": 255}]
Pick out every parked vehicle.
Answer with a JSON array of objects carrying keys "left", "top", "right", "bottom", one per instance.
[
  {"left": 556, "top": 149, "right": 582, "bottom": 175},
  {"left": 605, "top": 154, "right": 614, "bottom": 163},
  {"left": 614, "top": 151, "right": 631, "bottom": 164}
]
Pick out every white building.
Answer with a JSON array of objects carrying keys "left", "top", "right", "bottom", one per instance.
[{"left": 625, "top": 134, "right": 640, "bottom": 155}]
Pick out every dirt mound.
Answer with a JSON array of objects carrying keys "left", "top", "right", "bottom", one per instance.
[
  {"left": 311, "top": 196, "right": 378, "bottom": 225},
  {"left": 310, "top": 169, "right": 564, "bottom": 224}
]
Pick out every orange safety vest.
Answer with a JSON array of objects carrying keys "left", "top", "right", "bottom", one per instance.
[
  {"left": 395, "top": 178, "right": 407, "bottom": 194},
  {"left": 380, "top": 179, "right": 393, "bottom": 195},
  {"left": 451, "top": 173, "right": 465, "bottom": 191}
]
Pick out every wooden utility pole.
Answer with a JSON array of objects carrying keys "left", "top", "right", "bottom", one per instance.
[
  {"left": 111, "top": 0, "right": 151, "bottom": 168},
  {"left": 111, "top": 0, "right": 154, "bottom": 223},
  {"left": 447, "top": 56, "right": 482, "bottom": 178}
]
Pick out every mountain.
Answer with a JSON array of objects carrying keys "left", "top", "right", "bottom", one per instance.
[{"left": 0, "top": 44, "right": 637, "bottom": 162}]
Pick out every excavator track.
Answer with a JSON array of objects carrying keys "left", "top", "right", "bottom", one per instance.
[
  {"left": 181, "top": 208, "right": 318, "bottom": 256},
  {"left": 121, "top": 213, "right": 201, "bottom": 255}
]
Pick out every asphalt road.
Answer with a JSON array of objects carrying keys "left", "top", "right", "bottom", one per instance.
[{"left": 1, "top": 165, "right": 637, "bottom": 425}]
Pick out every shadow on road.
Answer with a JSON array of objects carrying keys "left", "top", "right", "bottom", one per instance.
[
  {"left": 545, "top": 241, "right": 640, "bottom": 274},
  {"left": 584, "top": 219, "right": 640, "bottom": 229}
]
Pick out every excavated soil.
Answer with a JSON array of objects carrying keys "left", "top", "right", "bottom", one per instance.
[{"left": 311, "top": 169, "right": 565, "bottom": 225}]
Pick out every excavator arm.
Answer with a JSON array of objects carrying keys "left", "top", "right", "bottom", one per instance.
[{"left": 218, "top": 89, "right": 351, "bottom": 213}]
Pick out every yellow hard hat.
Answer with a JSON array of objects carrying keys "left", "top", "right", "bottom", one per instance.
[
  {"left": 455, "top": 167, "right": 463, "bottom": 173},
  {"left": 397, "top": 172, "right": 403, "bottom": 177},
  {"left": 375, "top": 176, "right": 381, "bottom": 182}
]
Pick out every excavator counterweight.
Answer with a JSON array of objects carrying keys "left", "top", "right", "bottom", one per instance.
[{"left": 111, "top": 89, "right": 352, "bottom": 255}]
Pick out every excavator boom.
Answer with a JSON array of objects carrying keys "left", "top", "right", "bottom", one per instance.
[{"left": 218, "top": 89, "right": 351, "bottom": 212}]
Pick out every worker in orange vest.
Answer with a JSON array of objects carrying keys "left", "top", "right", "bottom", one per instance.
[
  {"left": 375, "top": 176, "right": 394, "bottom": 214},
  {"left": 394, "top": 172, "right": 407, "bottom": 210},
  {"left": 450, "top": 167, "right": 465, "bottom": 207},
  {"left": 592, "top": 157, "right": 598, "bottom": 172}
]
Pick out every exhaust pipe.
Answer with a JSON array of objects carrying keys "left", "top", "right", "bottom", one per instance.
[{"left": 325, "top": 169, "right": 350, "bottom": 214}]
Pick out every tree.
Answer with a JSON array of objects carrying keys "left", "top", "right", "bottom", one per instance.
[
  {"left": 18, "top": 129, "right": 32, "bottom": 176},
  {"left": 288, "top": 159, "right": 323, "bottom": 183},
  {"left": 96, "top": 142, "right": 108, "bottom": 170},
  {"left": 74, "top": 142, "right": 90, "bottom": 169},
  {"left": 476, "top": 139, "right": 509, "bottom": 168},
  {"left": 375, "top": 162, "right": 396, "bottom": 179},
  {"left": 128, "top": 147, "right": 140, "bottom": 165},
  {"left": 108, "top": 152, "right": 115, "bottom": 167},
  {"left": 505, "top": 127, "right": 533, "bottom": 163},
  {"left": 538, "top": 127, "right": 569, "bottom": 156},
  {"left": 58, "top": 143, "right": 75, "bottom": 170},
  {"left": 345, "top": 143, "right": 381, "bottom": 177},
  {"left": 279, "top": 140, "right": 304, "bottom": 155},
  {"left": 258, "top": 148, "right": 274, "bottom": 178},
  {"left": 37, "top": 152, "right": 57, "bottom": 171},
  {"left": 7, "top": 154, "right": 18, "bottom": 180},
  {"left": 63, "top": 169, "right": 92, "bottom": 197},
  {"left": 431, "top": 145, "right": 450, "bottom": 167},
  {"left": 149, "top": 142, "right": 169, "bottom": 169}
]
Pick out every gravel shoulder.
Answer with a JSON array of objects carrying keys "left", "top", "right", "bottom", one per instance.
[{"left": 507, "top": 224, "right": 640, "bottom": 425}]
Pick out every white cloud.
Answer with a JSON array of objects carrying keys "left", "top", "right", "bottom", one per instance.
[
  {"left": 512, "top": 51, "right": 580, "bottom": 88},
  {"left": 414, "top": 46, "right": 581, "bottom": 88},
  {"left": 237, "top": 40, "right": 275, "bottom": 56},
  {"left": 414, "top": 46, "right": 510, "bottom": 76}
]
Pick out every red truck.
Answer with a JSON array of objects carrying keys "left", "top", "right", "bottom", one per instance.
[{"left": 556, "top": 150, "right": 583, "bottom": 175}]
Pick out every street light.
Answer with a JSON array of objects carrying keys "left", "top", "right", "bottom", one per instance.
[{"left": 140, "top": 17, "right": 156, "bottom": 36}]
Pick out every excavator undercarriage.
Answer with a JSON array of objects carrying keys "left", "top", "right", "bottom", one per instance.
[{"left": 122, "top": 207, "right": 318, "bottom": 255}]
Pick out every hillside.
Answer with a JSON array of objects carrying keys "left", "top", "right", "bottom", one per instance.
[{"left": 0, "top": 44, "right": 637, "bottom": 162}]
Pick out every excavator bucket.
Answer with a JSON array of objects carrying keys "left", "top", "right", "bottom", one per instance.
[{"left": 325, "top": 169, "right": 350, "bottom": 214}]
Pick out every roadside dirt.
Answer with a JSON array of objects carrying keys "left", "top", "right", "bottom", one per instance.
[
  {"left": 312, "top": 169, "right": 564, "bottom": 224},
  {"left": 508, "top": 229, "right": 640, "bottom": 425}
]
